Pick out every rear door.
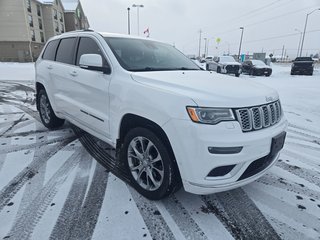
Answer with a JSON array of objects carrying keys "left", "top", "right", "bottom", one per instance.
[{"left": 67, "top": 36, "right": 112, "bottom": 138}]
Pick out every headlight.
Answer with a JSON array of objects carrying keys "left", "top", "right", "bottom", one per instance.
[{"left": 186, "top": 107, "right": 235, "bottom": 124}]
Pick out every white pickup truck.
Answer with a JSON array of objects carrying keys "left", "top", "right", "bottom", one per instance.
[
  {"left": 207, "top": 56, "right": 242, "bottom": 77},
  {"left": 35, "top": 30, "right": 287, "bottom": 200}
]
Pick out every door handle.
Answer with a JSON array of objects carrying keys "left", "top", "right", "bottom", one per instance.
[
  {"left": 47, "top": 65, "right": 53, "bottom": 70},
  {"left": 70, "top": 70, "right": 78, "bottom": 77}
]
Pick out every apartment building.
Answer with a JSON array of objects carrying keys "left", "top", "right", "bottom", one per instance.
[
  {"left": 62, "top": 0, "right": 89, "bottom": 31},
  {"left": 0, "top": 0, "right": 89, "bottom": 62}
]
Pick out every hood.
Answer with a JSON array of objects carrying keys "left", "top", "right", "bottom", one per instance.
[
  {"left": 131, "top": 71, "right": 278, "bottom": 108},
  {"left": 221, "top": 62, "right": 241, "bottom": 66},
  {"left": 254, "top": 65, "right": 272, "bottom": 69}
]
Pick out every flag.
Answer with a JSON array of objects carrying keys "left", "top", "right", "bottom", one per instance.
[{"left": 144, "top": 27, "right": 150, "bottom": 37}]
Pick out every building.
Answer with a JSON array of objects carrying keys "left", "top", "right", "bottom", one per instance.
[
  {"left": 62, "top": 0, "right": 89, "bottom": 31},
  {"left": 0, "top": 0, "right": 89, "bottom": 62}
]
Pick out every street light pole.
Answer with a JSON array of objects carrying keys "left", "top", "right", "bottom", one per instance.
[
  {"left": 127, "top": 7, "right": 131, "bottom": 35},
  {"left": 203, "top": 37, "right": 207, "bottom": 58},
  {"left": 295, "top": 29, "right": 302, "bottom": 58},
  {"left": 238, "top": 27, "right": 244, "bottom": 61},
  {"left": 300, "top": 8, "right": 320, "bottom": 57},
  {"left": 132, "top": 4, "right": 144, "bottom": 36},
  {"left": 198, "top": 29, "right": 202, "bottom": 58}
]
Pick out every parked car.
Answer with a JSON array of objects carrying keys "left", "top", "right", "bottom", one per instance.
[
  {"left": 291, "top": 57, "right": 314, "bottom": 75},
  {"left": 207, "top": 56, "right": 241, "bottom": 77},
  {"left": 242, "top": 60, "right": 272, "bottom": 77},
  {"left": 35, "top": 30, "right": 287, "bottom": 200},
  {"left": 192, "top": 59, "right": 206, "bottom": 70},
  {"left": 205, "top": 56, "right": 214, "bottom": 63}
]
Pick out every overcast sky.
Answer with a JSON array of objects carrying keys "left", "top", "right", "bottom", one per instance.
[{"left": 81, "top": 0, "right": 320, "bottom": 58}]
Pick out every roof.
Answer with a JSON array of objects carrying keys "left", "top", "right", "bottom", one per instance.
[
  {"left": 36, "top": 0, "right": 55, "bottom": 4},
  {"left": 61, "top": 0, "right": 79, "bottom": 11}
]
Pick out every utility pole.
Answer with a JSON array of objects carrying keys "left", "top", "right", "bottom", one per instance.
[
  {"left": 295, "top": 29, "right": 303, "bottom": 57},
  {"left": 127, "top": 7, "right": 131, "bottom": 35},
  {"left": 203, "top": 37, "right": 207, "bottom": 58},
  {"left": 300, "top": 8, "right": 320, "bottom": 57},
  {"left": 198, "top": 29, "right": 202, "bottom": 58},
  {"left": 132, "top": 4, "right": 144, "bottom": 35},
  {"left": 281, "top": 45, "right": 285, "bottom": 62},
  {"left": 238, "top": 27, "right": 244, "bottom": 62}
]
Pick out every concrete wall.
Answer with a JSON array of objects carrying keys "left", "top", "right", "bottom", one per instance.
[{"left": 0, "top": 0, "right": 29, "bottom": 42}]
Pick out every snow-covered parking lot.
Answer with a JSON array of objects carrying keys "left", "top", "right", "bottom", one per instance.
[{"left": 0, "top": 63, "right": 320, "bottom": 240}]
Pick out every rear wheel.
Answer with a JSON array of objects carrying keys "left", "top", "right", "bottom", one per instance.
[
  {"left": 121, "top": 127, "right": 180, "bottom": 200},
  {"left": 217, "top": 67, "right": 221, "bottom": 73},
  {"left": 38, "top": 89, "right": 64, "bottom": 129},
  {"left": 250, "top": 69, "right": 255, "bottom": 76}
]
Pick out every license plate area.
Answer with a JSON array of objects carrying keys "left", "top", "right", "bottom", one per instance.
[{"left": 270, "top": 131, "right": 286, "bottom": 158}]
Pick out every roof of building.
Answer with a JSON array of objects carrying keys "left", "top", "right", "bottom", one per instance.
[
  {"left": 61, "top": 0, "right": 79, "bottom": 11},
  {"left": 36, "top": 0, "right": 55, "bottom": 4}
]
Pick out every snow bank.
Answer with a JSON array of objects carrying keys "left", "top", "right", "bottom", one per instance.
[{"left": 0, "top": 62, "right": 35, "bottom": 81}]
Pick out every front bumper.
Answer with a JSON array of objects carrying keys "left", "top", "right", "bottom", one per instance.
[{"left": 162, "top": 117, "right": 288, "bottom": 195}]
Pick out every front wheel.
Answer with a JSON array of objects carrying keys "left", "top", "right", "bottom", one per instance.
[
  {"left": 121, "top": 127, "right": 180, "bottom": 200},
  {"left": 38, "top": 89, "right": 65, "bottom": 129},
  {"left": 235, "top": 73, "right": 240, "bottom": 77},
  {"left": 217, "top": 67, "right": 221, "bottom": 73}
]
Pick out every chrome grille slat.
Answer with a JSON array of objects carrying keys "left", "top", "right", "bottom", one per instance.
[{"left": 235, "top": 101, "right": 282, "bottom": 132}]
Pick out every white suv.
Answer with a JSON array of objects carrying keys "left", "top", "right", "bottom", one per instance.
[{"left": 35, "top": 30, "right": 287, "bottom": 200}]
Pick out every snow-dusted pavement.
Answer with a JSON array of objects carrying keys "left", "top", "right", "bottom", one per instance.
[{"left": 0, "top": 63, "right": 319, "bottom": 240}]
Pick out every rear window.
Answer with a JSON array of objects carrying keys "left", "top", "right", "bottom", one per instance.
[
  {"left": 295, "top": 57, "right": 313, "bottom": 61},
  {"left": 56, "top": 37, "right": 76, "bottom": 64},
  {"left": 42, "top": 40, "right": 59, "bottom": 61}
]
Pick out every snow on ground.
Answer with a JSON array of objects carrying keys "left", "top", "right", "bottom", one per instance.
[{"left": 0, "top": 63, "right": 319, "bottom": 240}]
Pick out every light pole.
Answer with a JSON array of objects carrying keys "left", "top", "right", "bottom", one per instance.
[
  {"left": 127, "top": 7, "right": 131, "bottom": 35},
  {"left": 295, "top": 28, "right": 302, "bottom": 57},
  {"left": 238, "top": 27, "right": 244, "bottom": 61},
  {"left": 300, "top": 8, "right": 320, "bottom": 57},
  {"left": 132, "top": 4, "right": 144, "bottom": 35}
]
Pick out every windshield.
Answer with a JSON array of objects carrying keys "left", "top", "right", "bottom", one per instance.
[
  {"left": 295, "top": 57, "right": 313, "bottom": 61},
  {"left": 219, "top": 56, "right": 236, "bottom": 62},
  {"left": 251, "top": 60, "right": 266, "bottom": 66},
  {"left": 104, "top": 37, "right": 200, "bottom": 72}
]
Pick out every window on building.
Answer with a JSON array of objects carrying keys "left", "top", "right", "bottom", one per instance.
[
  {"left": 30, "top": 30, "right": 35, "bottom": 41},
  {"left": 59, "top": 12, "right": 63, "bottom": 22},
  {"left": 76, "top": 37, "right": 108, "bottom": 67},
  {"left": 40, "top": 32, "right": 45, "bottom": 43},
  {"left": 42, "top": 39, "right": 59, "bottom": 61},
  {"left": 55, "top": 0, "right": 59, "bottom": 6},
  {"left": 60, "top": 23, "right": 64, "bottom": 33},
  {"left": 55, "top": 22, "right": 59, "bottom": 32},
  {"left": 28, "top": 15, "right": 33, "bottom": 27},
  {"left": 37, "top": 5, "right": 41, "bottom": 16},
  {"left": 39, "top": 18, "right": 43, "bottom": 30},
  {"left": 26, "top": 0, "right": 31, "bottom": 12},
  {"left": 53, "top": 9, "right": 58, "bottom": 20},
  {"left": 56, "top": 38, "right": 77, "bottom": 64}
]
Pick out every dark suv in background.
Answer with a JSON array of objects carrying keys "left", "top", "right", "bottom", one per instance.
[{"left": 291, "top": 57, "right": 314, "bottom": 75}]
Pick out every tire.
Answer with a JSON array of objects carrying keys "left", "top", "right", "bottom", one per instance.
[
  {"left": 290, "top": 71, "right": 295, "bottom": 75},
  {"left": 250, "top": 69, "right": 255, "bottom": 76},
  {"left": 37, "top": 89, "right": 65, "bottom": 129},
  {"left": 217, "top": 67, "right": 221, "bottom": 73},
  {"left": 235, "top": 73, "right": 240, "bottom": 77},
  {"left": 265, "top": 73, "right": 271, "bottom": 77},
  {"left": 121, "top": 127, "right": 180, "bottom": 200}
]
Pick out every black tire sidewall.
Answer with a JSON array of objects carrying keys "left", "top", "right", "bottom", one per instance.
[
  {"left": 121, "top": 127, "right": 175, "bottom": 200},
  {"left": 38, "top": 89, "right": 64, "bottom": 129}
]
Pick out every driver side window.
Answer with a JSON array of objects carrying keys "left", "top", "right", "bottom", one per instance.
[{"left": 76, "top": 37, "right": 109, "bottom": 67}]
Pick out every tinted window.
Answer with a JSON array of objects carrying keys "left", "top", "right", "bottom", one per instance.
[
  {"left": 42, "top": 40, "right": 59, "bottom": 61},
  {"left": 56, "top": 38, "right": 76, "bottom": 64},
  {"left": 76, "top": 37, "right": 107, "bottom": 66}
]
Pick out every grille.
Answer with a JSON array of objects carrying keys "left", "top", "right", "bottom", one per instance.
[
  {"left": 235, "top": 101, "right": 282, "bottom": 132},
  {"left": 226, "top": 65, "right": 240, "bottom": 72}
]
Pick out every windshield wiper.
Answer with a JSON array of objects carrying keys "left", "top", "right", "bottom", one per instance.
[{"left": 130, "top": 67, "right": 171, "bottom": 72}]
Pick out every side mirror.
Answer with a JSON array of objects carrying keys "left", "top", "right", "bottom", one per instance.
[{"left": 79, "top": 54, "right": 111, "bottom": 74}]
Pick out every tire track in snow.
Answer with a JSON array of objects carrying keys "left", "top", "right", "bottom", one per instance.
[
  {"left": 128, "top": 188, "right": 175, "bottom": 240},
  {"left": 286, "top": 141, "right": 320, "bottom": 152},
  {"left": 68, "top": 163, "right": 109, "bottom": 240},
  {"left": 277, "top": 161, "right": 320, "bottom": 188},
  {"left": 288, "top": 123, "right": 320, "bottom": 136},
  {"left": 201, "top": 188, "right": 280, "bottom": 240},
  {"left": 49, "top": 151, "right": 93, "bottom": 240},
  {"left": 258, "top": 173, "right": 320, "bottom": 201},
  {"left": 161, "top": 195, "right": 208, "bottom": 240},
  {"left": 0, "top": 137, "right": 76, "bottom": 212},
  {"left": 5, "top": 150, "right": 83, "bottom": 240}
]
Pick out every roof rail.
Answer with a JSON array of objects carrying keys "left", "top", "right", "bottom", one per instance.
[{"left": 68, "top": 29, "right": 94, "bottom": 33}]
